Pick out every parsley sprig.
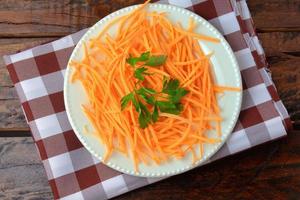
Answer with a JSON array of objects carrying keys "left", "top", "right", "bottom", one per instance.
[
  {"left": 127, "top": 51, "right": 167, "bottom": 81},
  {"left": 126, "top": 51, "right": 167, "bottom": 67},
  {"left": 121, "top": 52, "right": 188, "bottom": 128}
]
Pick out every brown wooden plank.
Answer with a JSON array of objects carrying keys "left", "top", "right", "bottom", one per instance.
[
  {"left": 0, "top": 0, "right": 144, "bottom": 37},
  {"left": 0, "top": 100, "right": 28, "bottom": 130},
  {"left": 0, "top": 129, "right": 31, "bottom": 137},
  {"left": 0, "top": 131, "right": 299, "bottom": 199},
  {"left": 0, "top": 0, "right": 298, "bottom": 38},
  {"left": 258, "top": 32, "right": 300, "bottom": 55},
  {"left": 248, "top": 0, "right": 300, "bottom": 30},
  {"left": 0, "top": 137, "right": 52, "bottom": 199},
  {"left": 0, "top": 86, "right": 18, "bottom": 100},
  {"left": 0, "top": 68, "right": 12, "bottom": 87}
]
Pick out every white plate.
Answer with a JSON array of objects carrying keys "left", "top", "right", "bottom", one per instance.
[{"left": 64, "top": 3, "right": 242, "bottom": 177}]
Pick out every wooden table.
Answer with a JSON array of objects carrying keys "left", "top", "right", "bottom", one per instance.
[{"left": 0, "top": 0, "right": 299, "bottom": 199}]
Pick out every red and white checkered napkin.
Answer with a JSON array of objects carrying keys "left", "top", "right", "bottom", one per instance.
[{"left": 3, "top": 0, "right": 291, "bottom": 199}]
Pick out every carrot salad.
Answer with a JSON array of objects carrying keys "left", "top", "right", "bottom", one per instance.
[{"left": 70, "top": 0, "right": 240, "bottom": 171}]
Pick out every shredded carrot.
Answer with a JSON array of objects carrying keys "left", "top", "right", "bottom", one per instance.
[
  {"left": 70, "top": 1, "right": 240, "bottom": 171},
  {"left": 214, "top": 85, "right": 242, "bottom": 92}
]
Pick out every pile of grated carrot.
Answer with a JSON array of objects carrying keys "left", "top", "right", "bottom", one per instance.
[{"left": 70, "top": 0, "right": 240, "bottom": 171}]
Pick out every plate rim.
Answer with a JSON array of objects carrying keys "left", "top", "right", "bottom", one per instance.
[{"left": 64, "top": 3, "right": 243, "bottom": 177}]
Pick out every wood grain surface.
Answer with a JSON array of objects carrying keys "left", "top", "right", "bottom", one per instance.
[
  {"left": 0, "top": 137, "right": 52, "bottom": 199},
  {"left": 248, "top": 0, "right": 300, "bottom": 31},
  {"left": 0, "top": 0, "right": 299, "bottom": 199}
]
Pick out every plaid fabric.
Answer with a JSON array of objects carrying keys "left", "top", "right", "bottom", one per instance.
[{"left": 3, "top": 0, "right": 291, "bottom": 199}]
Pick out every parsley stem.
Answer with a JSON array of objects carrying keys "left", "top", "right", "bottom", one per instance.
[{"left": 121, "top": 51, "right": 188, "bottom": 128}]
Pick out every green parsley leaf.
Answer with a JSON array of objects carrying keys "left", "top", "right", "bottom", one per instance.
[
  {"left": 162, "top": 76, "right": 168, "bottom": 89},
  {"left": 169, "top": 88, "right": 189, "bottom": 103},
  {"left": 161, "top": 78, "right": 189, "bottom": 103},
  {"left": 126, "top": 52, "right": 150, "bottom": 67},
  {"left": 152, "top": 104, "right": 159, "bottom": 122},
  {"left": 137, "top": 87, "right": 156, "bottom": 95},
  {"left": 157, "top": 102, "right": 183, "bottom": 115},
  {"left": 159, "top": 107, "right": 181, "bottom": 115},
  {"left": 126, "top": 52, "right": 167, "bottom": 67},
  {"left": 138, "top": 102, "right": 151, "bottom": 128},
  {"left": 126, "top": 55, "right": 139, "bottom": 67},
  {"left": 134, "top": 67, "right": 148, "bottom": 81},
  {"left": 137, "top": 88, "right": 156, "bottom": 105},
  {"left": 138, "top": 112, "right": 148, "bottom": 129},
  {"left": 156, "top": 101, "right": 177, "bottom": 110},
  {"left": 132, "top": 96, "right": 140, "bottom": 112},
  {"left": 139, "top": 93, "right": 156, "bottom": 105},
  {"left": 145, "top": 55, "right": 167, "bottom": 67},
  {"left": 136, "top": 87, "right": 156, "bottom": 105},
  {"left": 139, "top": 51, "right": 150, "bottom": 61},
  {"left": 120, "top": 92, "right": 134, "bottom": 110},
  {"left": 162, "top": 78, "right": 180, "bottom": 92}
]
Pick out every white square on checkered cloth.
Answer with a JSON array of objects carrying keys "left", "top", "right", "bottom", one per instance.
[
  {"left": 15, "top": 83, "right": 27, "bottom": 103},
  {"left": 252, "top": 36, "right": 264, "bottom": 55},
  {"left": 52, "top": 35, "right": 75, "bottom": 51},
  {"left": 218, "top": 12, "right": 240, "bottom": 35},
  {"left": 102, "top": 175, "right": 129, "bottom": 198},
  {"left": 227, "top": 129, "right": 251, "bottom": 154},
  {"left": 19, "top": 76, "right": 48, "bottom": 101},
  {"left": 248, "top": 84, "right": 272, "bottom": 106},
  {"left": 10, "top": 49, "right": 34, "bottom": 63},
  {"left": 274, "top": 101, "right": 290, "bottom": 120},
  {"left": 60, "top": 191, "right": 84, "bottom": 200},
  {"left": 234, "top": 48, "right": 256, "bottom": 70},
  {"left": 259, "top": 68, "right": 273, "bottom": 87},
  {"left": 35, "top": 113, "right": 63, "bottom": 139},
  {"left": 236, "top": 0, "right": 251, "bottom": 20},
  {"left": 48, "top": 152, "right": 75, "bottom": 178},
  {"left": 266, "top": 117, "right": 287, "bottom": 139}
]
